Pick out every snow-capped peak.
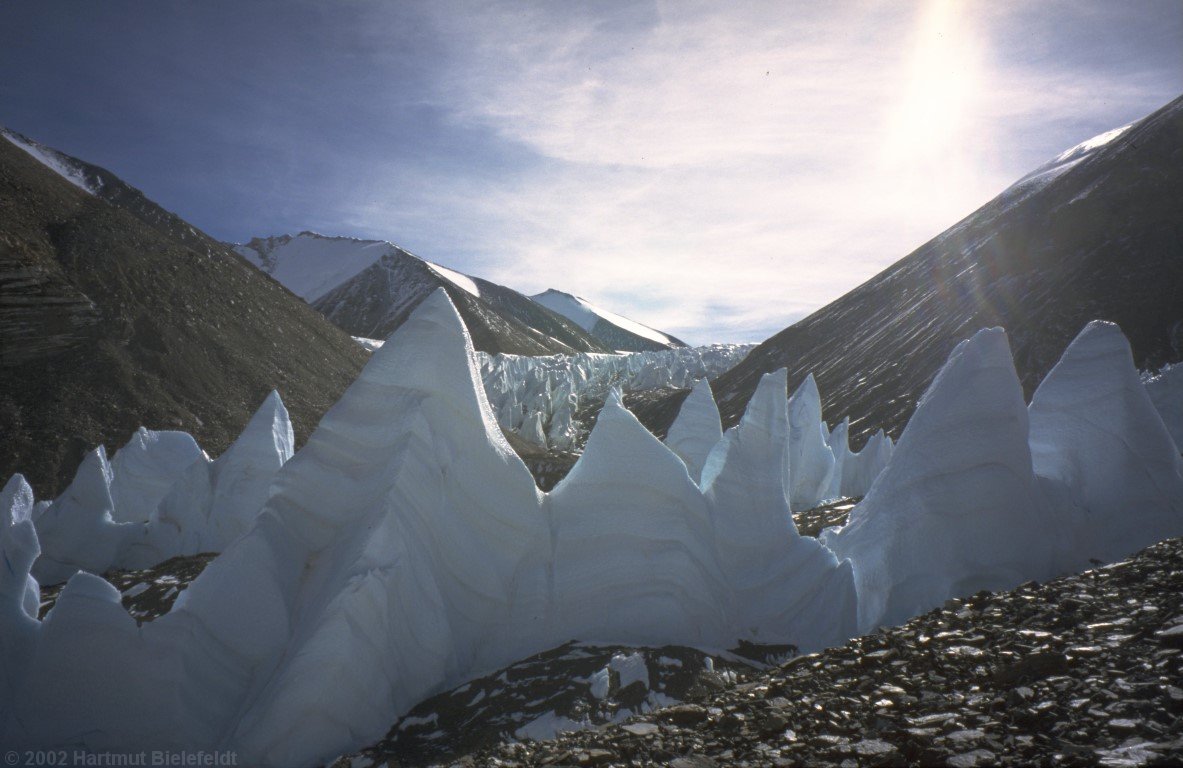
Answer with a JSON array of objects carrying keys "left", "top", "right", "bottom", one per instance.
[
  {"left": 233, "top": 231, "right": 485, "bottom": 305},
  {"left": 531, "top": 289, "right": 679, "bottom": 349},
  {"left": 1007, "top": 122, "right": 1134, "bottom": 194},
  {"left": 1, "top": 128, "right": 101, "bottom": 195}
]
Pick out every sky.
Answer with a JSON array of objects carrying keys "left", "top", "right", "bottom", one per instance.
[{"left": 2, "top": 1, "right": 1181, "bottom": 344}]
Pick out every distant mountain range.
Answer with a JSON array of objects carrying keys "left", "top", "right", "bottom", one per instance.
[
  {"left": 0, "top": 131, "right": 367, "bottom": 496},
  {"left": 639, "top": 95, "right": 1183, "bottom": 444},
  {"left": 235, "top": 233, "right": 686, "bottom": 355}
]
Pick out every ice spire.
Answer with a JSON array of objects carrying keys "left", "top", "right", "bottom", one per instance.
[
  {"left": 1029, "top": 320, "right": 1183, "bottom": 566},
  {"left": 826, "top": 328, "right": 1050, "bottom": 633},
  {"left": 665, "top": 378, "right": 723, "bottom": 484},
  {"left": 788, "top": 374, "right": 836, "bottom": 510}
]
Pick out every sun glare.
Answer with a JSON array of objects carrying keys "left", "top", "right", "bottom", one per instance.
[{"left": 883, "top": 0, "right": 984, "bottom": 168}]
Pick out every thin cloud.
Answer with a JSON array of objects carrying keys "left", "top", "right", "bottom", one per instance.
[{"left": 374, "top": 0, "right": 1179, "bottom": 344}]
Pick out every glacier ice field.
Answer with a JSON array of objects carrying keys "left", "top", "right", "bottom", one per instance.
[{"left": 2, "top": 289, "right": 1182, "bottom": 766}]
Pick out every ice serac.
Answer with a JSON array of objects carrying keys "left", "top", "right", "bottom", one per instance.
[
  {"left": 1145, "top": 363, "right": 1183, "bottom": 452},
  {"left": 31, "top": 447, "right": 143, "bottom": 584},
  {"left": 227, "top": 289, "right": 546, "bottom": 765},
  {"left": 826, "top": 328, "right": 1051, "bottom": 633},
  {"left": 548, "top": 390, "right": 730, "bottom": 648},
  {"left": 823, "top": 419, "right": 850, "bottom": 500},
  {"left": 0, "top": 475, "right": 39, "bottom": 702},
  {"left": 108, "top": 428, "right": 204, "bottom": 523},
  {"left": 702, "top": 370, "right": 857, "bottom": 649},
  {"left": 788, "top": 374, "right": 837, "bottom": 510},
  {"left": 477, "top": 344, "right": 753, "bottom": 451},
  {"left": 1029, "top": 321, "right": 1183, "bottom": 566},
  {"left": 665, "top": 378, "right": 724, "bottom": 484},
  {"left": 128, "top": 391, "right": 295, "bottom": 563},
  {"left": 841, "top": 429, "right": 892, "bottom": 498}
]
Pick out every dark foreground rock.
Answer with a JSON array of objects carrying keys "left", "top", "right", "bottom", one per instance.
[
  {"left": 38, "top": 553, "right": 215, "bottom": 623},
  {"left": 793, "top": 498, "right": 859, "bottom": 539},
  {"left": 332, "top": 644, "right": 761, "bottom": 768},
  {"left": 450, "top": 538, "right": 1183, "bottom": 768}
]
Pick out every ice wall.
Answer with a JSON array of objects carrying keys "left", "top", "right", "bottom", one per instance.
[
  {"left": 479, "top": 344, "right": 753, "bottom": 451},
  {"left": 702, "top": 370, "right": 858, "bottom": 647},
  {"left": 665, "top": 378, "right": 724, "bottom": 484},
  {"left": 1144, "top": 362, "right": 1183, "bottom": 451},
  {"left": 1029, "top": 321, "right": 1183, "bottom": 566},
  {"left": 788, "top": 375, "right": 837, "bottom": 510},
  {"left": 108, "top": 429, "right": 204, "bottom": 524},
  {"left": 826, "top": 324, "right": 1183, "bottom": 633},
  {"left": 827, "top": 329, "right": 1057, "bottom": 632}
]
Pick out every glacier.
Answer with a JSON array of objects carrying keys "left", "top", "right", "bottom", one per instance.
[
  {"left": 2, "top": 290, "right": 1181, "bottom": 766},
  {"left": 477, "top": 343, "right": 754, "bottom": 451}
]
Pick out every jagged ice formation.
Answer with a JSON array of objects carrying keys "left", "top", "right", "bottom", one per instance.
[{"left": 2, "top": 292, "right": 1181, "bottom": 766}]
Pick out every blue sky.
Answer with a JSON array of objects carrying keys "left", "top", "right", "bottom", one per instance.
[{"left": 2, "top": 1, "right": 1180, "bottom": 344}]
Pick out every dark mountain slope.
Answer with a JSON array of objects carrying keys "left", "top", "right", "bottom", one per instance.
[
  {"left": 1, "top": 129, "right": 227, "bottom": 257},
  {"left": 647, "top": 96, "right": 1183, "bottom": 443},
  {"left": 0, "top": 136, "right": 367, "bottom": 496}
]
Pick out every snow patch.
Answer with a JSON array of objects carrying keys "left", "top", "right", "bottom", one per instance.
[
  {"left": 533, "top": 289, "right": 676, "bottom": 347},
  {"left": 2, "top": 130, "right": 98, "bottom": 194},
  {"left": 425, "top": 261, "right": 481, "bottom": 298}
]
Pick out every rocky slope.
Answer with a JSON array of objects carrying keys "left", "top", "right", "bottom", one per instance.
[
  {"left": 238, "top": 232, "right": 613, "bottom": 356},
  {"left": 2, "top": 129, "right": 227, "bottom": 257},
  {"left": 0, "top": 134, "right": 367, "bottom": 496},
  {"left": 643, "top": 95, "right": 1183, "bottom": 444}
]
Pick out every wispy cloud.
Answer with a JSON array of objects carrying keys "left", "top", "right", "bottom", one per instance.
[{"left": 365, "top": 0, "right": 1179, "bottom": 344}]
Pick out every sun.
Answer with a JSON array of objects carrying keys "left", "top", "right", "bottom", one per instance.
[{"left": 883, "top": 0, "right": 985, "bottom": 168}]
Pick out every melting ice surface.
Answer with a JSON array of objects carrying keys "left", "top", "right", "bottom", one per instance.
[{"left": 2, "top": 293, "right": 1181, "bottom": 766}]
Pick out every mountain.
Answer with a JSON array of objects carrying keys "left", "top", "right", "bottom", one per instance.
[
  {"left": 236, "top": 232, "right": 613, "bottom": 356},
  {"left": 532, "top": 288, "right": 687, "bottom": 352},
  {"left": 645, "top": 95, "right": 1183, "bottom": 443},
  {"left": 0, "top": 131, "right": 368, "bottom": 496},
  {"left": 1, "top": 129, "right": 226, "bottom": 257}
]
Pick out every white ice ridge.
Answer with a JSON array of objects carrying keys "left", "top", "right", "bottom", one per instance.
[
  {"left": 824, "top": 328, "right": 1053, "bottom": 632},
  {"left": 665, "top": 379, "right": 723, "bottom": 484},
  {"left": 1029, "top": 321, "right": 1183, "bottom": 567},
  {"left": 479, "top": 344, "right": 754, "bottom": 451},
  {"left": 4, "top": 294, "right": 1181, "bottom": 767},
  {"left": 788, "top": 374, "right": 836, "bottom": 511},
  {"left": 28, "top": 391, "right": 294, "bottom": 583},
  {"left": 0, "top": 291, "right": 851, "bottom": 765},
  {"left": 825, "top": 323, "right": 1183, "bottom": 633}
]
